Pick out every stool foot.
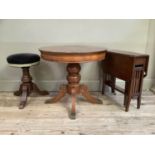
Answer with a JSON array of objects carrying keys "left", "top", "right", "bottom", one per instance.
[
  {"left": 19, "top": 102, "right": 26, "bottom": 109},
  {"left": 32, "top": 83, "right": 49, "bottom": 96},
  {"left": 15, "top": 83, "right": 49, "bottom": 97},
  {"left": 14, "top": 90, "right": 22, "bottom": 96}
]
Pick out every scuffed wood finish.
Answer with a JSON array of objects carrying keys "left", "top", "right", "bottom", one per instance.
[
  {"left": 39, "top": 45, "right": 106, "bottom": 119},
  {"left": 0, "top": 91, "right": 155, "bottom": 135}
]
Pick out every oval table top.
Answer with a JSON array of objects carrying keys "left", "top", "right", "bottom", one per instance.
[{"left": 39, "top": 45, "right": 107, "bottom": 63}]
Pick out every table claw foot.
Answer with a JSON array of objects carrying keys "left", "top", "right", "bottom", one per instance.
[
  {"left": 95, "top": 98, "right": 103, "bottom": 104},
  {"left": 45, "top": 85, "right": 67, "bottom": 104},
  {"left": 80, "top": 85, "right": 103, "bottom": 104},
  {"left": 69, "top": 112, "right": 76, "bottom": 120}
]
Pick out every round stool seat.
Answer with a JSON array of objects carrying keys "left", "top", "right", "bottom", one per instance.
[{"left": 7, "top": 53, "right": 40, "bottom": 67}]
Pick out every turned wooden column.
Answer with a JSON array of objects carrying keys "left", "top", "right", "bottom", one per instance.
[
  {"left": 66, "top": 63, "right": 81, "bottom": 94},
  {"left": 14, "top": 67, "right": 32, "bottom": 97},
  {"left": 66, "top": 63, "right": 81, "bottom": 119},
  {"left": 22, "top": 67, "right": 33, "bottom": 94}
]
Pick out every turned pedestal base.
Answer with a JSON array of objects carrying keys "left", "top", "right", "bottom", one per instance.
[
  {"left": 14, "top": 67, "right": 49, "bottom": 109},
  {"left": 45, "top": 63, "right": 102, "bottom": 119}
]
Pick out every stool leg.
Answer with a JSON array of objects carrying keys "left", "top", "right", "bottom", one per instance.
[
  {"left": 32, "top": 83, "right": 49, "bottom": 96},
  {"left": 14, "top": 67, "right": 32, "bottom": 96},
  {"left": 15, "top": 67, "right": 48, "bottom": 109},
  {"left": 15, "top": 67, "right": 48, "bottom": 97},
  {"left": 19, "top": 85, "right": 28, "bottom": 109},
  {"left": 14, "top": 85, "right": 22, "bottom": 96}
]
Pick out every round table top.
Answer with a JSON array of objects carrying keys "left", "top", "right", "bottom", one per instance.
[{"left": 39, "top": 45, "right": 106, "bottom": 63}]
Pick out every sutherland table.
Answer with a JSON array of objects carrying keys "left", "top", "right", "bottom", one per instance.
[{"left": 39, "top": 45, "right": 106, "bottom": 119}]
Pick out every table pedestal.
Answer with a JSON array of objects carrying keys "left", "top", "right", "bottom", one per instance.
[{"left": 46, "top": 63, "right": 102, "bottom": 119}]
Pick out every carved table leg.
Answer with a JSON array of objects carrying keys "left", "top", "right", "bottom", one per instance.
[
  {"left": 80, "top": 84, "right": 103, "bottom": 104},
  {"left": 45, "top": 63, "right": 102, "bottom": 119},
  {"left": 70, "top": 95, "right": 76, "bottom": 119},
  {"left": 66, "top": 63, "right": 81, "bottom": 119},
  {"left": 45, "top": 85, "right": 67, "bottom": 104}
]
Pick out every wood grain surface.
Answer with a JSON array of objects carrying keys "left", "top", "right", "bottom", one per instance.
[{"left": 39, "top": 45, "right": 106, "bottom": 63}]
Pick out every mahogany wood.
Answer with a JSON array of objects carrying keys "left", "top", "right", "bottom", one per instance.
[
  {"left": 102, "top": 50, "right": 149, "bottom": 112},
  {"left": 40, "top": 45, "right": 106, "bottom": 63},
  {"left": 39, "top": 45, "right": 106, "bottom": 119}
]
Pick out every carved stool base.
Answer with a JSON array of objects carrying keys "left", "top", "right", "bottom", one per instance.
[{"left": 14, "top": 67, "right": 49, "bottom": 109}]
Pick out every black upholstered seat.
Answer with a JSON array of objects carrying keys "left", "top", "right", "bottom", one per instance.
[{"left": 7, "top": 53, "right": 40, "bottom": 65}]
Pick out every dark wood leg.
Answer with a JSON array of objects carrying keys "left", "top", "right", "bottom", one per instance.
[
  {"left": 32, "top": 83, "right": 49, "bottom": 96},
  {"left": 45, "top": 85, "right": 67, "bottom": 104},
  {"left": 124, "top": 94, "right": 127, "bottom": 107},
  {"left": 124, "top": 81, "right": 132, "bottom": 112},
  {"left": 14, "top": 87, "right": 22, "bottom": 96},
  {"left": 124, "top": 82, "right": 128, "bottom": 107},
  {"left": 111, "top": 76, "right": 116, "bottom": 95},
  {"left": 15, "top": 67, "right": 48, "bottom": 109},
  {"left": 19, "top": 85, "right": 28, "bottom": 109},
  {"left": 137, "top": 71, "right": 144, "bottom": 109},
  {"left": 102, "top": 73, "right": 106, "bottom": 95},
  {"left": 137, "top": 96, "right": 141, "bottom": 109},
  {"left": 125, "top": 96, "right": 131, "bottom": 112}
]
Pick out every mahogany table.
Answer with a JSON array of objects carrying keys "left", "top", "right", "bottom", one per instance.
[{"left": 39, "top": 45, "right": 106, "bottom": 119}]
